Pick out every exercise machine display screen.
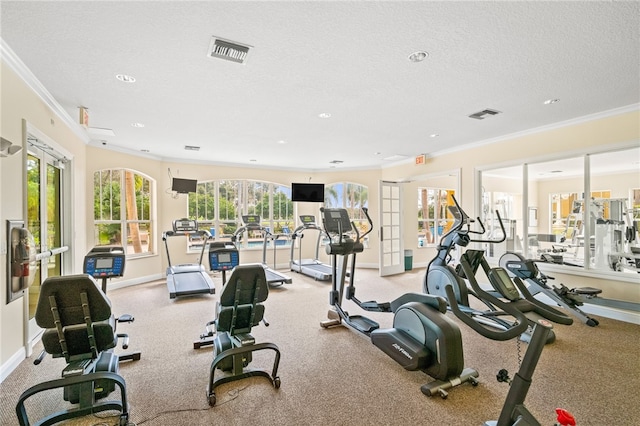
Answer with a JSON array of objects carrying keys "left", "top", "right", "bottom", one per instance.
[
  {"left": 209, "top": 242, "right": 240, "bottom": 271},
  {"left": 173, "top": 218, "right": 198, "bottom": 233},
  {"left": 84, "top": 247, "right": 125, "bottom": 278},
  {"left": 300, "top": 215, "right": 316, "bottom": 225},
  {"left": 242, "top": 215, "right": 261, "bottom": 225},
  {"left": 322, "top": 208, "right": 352, "bottom": 234}
]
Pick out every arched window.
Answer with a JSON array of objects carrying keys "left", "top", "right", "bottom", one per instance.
[
  {"left": 94, "top": 169, "right": 154, "bottom": 256},
  {"left": 325, "top": 181, "right": 369, "bottom": 233}
]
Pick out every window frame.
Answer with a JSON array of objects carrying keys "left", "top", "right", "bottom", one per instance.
[
  {"left": 188, "top": 179, "right": 294, "bottom": 250},
  {"left": 93, "top": 168, "right": 155, "bottom": 258}
]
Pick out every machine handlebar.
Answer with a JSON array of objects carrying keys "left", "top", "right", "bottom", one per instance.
[{"left": 444, "top": 284, "right": 529, "bottom": 341}]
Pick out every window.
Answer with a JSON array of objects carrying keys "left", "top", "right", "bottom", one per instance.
[
  {"left": 187, "top": 180, "right": 293, "bottom": 249},
  {"left": 417, "top": 188, "right": 456, "bottom": 246},
  {"left": 94, "top": 169, "right": 154, "bottom": 256},
  {"left": 325, "top": 182, "right": 369, "bottom": 238}
]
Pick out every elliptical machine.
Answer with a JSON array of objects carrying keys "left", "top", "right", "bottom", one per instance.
[
  {"left": 424, "top": 196, "right": 573, "bottom": 343},
  {"left": 320, "top": 207, "right": 479, "bottom": 398}
]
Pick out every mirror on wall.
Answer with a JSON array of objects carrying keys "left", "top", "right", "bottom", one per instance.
[
  {"left": 589, "top": 149, "right": 640, "bottom": 273},
  {"left": 480, "top": 164, "right": 523, "bottom": 258},
  {"left": 479, "top": 146, "right": 640, "bottom": 277}
]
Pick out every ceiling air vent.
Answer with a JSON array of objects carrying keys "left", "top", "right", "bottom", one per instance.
[
  {"left": 468, "top": 109, "right": 502, "bottom": 120},
  {"left": 184, "top": 145, "right": 200, "bottom": 151},
  {"left": 207, "top": 36, "right": 252, "bottom": 64}
]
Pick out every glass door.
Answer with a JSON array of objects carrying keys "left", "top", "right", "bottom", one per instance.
[{"left": 26, "top": 147, "right": 65, "bottom": 347}]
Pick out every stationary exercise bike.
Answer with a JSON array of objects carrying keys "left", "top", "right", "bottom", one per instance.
[
  {"left": 16, "top": 273, "right": 133, "bottom": 426},
  {"left": 443, "top": 273, "right": 576, "bottom": 425},
  {"left": 320, "top": 207, "right": 479, "bottom": 398}
]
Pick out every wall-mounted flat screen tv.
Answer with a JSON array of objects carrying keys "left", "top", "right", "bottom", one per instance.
[
  {"left": 291, "top": 183, "right": 325, "bottom": 202},
  {"left": 172, "top": 178, "right": 198, "bottom": 194}
]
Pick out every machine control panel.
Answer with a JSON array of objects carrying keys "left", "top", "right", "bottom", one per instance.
[
  {"left": 83, "top": 246, "right": 126, "bottom": 278},
  {"left": 173, "top": 218, "right": 198, "bottom": 233},
  {"left": 321, "top": 208, "right": 353, "bottom": 234},
  {"left": 300, "top": 215, "right": 316, "bottom": 225},
  {"left": 209, "top": 242, "right": 240, "bottom": 271}
]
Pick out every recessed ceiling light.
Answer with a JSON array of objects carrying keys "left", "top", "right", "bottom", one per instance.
[
  {"left": 277, "top": 140, "right": 287, "bottom": 144},
  {"left": 374, "top": 152, "right": 381, "bottom": 155},
  {"left": 329, "top": 160, "right": 343, "bottom": 164},
  {"left": 184, "top": 145, "right": 200, "bottom": 151},
  {"left": 116, "top": 74, "right": 136, "bottom": 83},
  {"left": 131, "top": 122, "right": 145, "bottom": 128},
  {"left": 250, "top": 159, "right": 257, "bottom": 162},
  {"left": 430, "top": 134, "right": 439, "bottom": 138},
  {"left": 408, "top": 51, "right": 428, "bottom": 62},
  {"left": 141, "top": 149, "right": 150, "bottom": 153},
  {"left": 544, "top": 99, "right": 560, "bottom": 105},
  {"left": 318, "top": 113, "right": 331, "bottom": 119}
]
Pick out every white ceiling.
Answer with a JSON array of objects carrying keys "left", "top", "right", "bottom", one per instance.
[{"left": 1, "top": 1, "right": 639, "bottom": 172}]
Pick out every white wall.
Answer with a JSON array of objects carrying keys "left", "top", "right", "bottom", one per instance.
[{"left": 2, "top": 52, "right": 639, "bottom": 379}]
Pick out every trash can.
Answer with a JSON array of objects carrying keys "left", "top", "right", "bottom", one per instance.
[{"left": 404, "top": 249, "right": 413, "bottom": 271}]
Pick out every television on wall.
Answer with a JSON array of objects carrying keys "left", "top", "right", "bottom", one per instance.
[
  {"left": 291, "top": 183, "right": 325, "bottom": 202},
  {"left": 172, "top": 178, "right": 198, "bottom": 194}
]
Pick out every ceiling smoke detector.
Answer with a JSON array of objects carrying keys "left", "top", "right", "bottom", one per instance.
[
  {"left": 468, "top": 109, "right": 502, "bottom": 120},
  {"left": 207, "top": 36, "right": 252, "bottom": 64}
]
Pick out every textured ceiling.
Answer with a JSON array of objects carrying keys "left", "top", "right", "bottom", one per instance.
[{"left": 1, "top": 1, "right": 639, "bottom": 171}]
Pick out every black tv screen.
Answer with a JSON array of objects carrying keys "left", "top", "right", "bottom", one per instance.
[
  {"left": 292, "top": 183, "right": 325, "bottom": 202},
  {"left": 172, "top": 178, "right": 198, "bottom": 193}
]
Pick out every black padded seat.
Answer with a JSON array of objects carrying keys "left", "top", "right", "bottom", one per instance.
[
  {"left": 216, "top": 264, "right": 269, "bottom": 335},
  {"left": 37, "top": 275, "right": 117, "bottom": 360},
  {"left": 207, "top": 264, "right": 281, "bottom": 406}
]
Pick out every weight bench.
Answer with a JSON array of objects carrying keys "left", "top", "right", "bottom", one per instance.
[
  {"left": 16, "top": 274, "right": 130, "bottom": 426},
  {"left": 206, "top": 264, "right": 281, "bottom": 406}
]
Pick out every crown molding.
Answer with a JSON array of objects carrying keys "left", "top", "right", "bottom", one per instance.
[{"left": 1, "top": 38, "right": 91, "bottom": 144}]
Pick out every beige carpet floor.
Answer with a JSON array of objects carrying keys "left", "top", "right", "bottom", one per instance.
[{"left": 1, "top": 267, "right": 639, "bottom": 425}]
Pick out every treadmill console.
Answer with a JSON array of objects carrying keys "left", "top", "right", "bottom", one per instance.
[
  {"left": 83, "top": 246, "right": 126, "bottom": 278},
  {"left": 241, "top": 215, "right": 262, "bottom": 228},
  {"left": 173, "top": 218, "right": 198, "bottom": 233},
  {"left": 300, "top": 215, "right": 316, "bottom": 225},
  {"left": 209, "top": 242, "right": 240, "bottom": 271}
]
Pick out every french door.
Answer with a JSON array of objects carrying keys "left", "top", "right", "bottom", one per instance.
[
  {"left": 25, "top": 134, "right": 68, "bottom": 353},
  {"left": 378, "top": 181, "right": 404, "bottom": 276}
]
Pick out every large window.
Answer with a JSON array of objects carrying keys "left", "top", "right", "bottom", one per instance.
[
  {"left": 478, "top": 145, "right": 639, "bottom": 277},
  {"left": 325, "top": 182, "right": 369, "bottom": 236},
  {"left": 188, "top": 180, "right": 293, "bottom": 249},
  {"left": 94, "top": 169, "right": 154, "bottom": 256}
]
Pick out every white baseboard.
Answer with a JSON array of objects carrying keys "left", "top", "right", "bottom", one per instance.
[
  {"left": 107, "top": 273, "right": 164, "bottom": 291},
  {"left": 0, "top": 346, "right": 26, "bottom": 383}
]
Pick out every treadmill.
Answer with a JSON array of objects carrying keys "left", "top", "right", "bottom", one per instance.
[
  {"left": 233, "top": 215, "right": 293, "bottom": 287},
  {"left": 290, "top": 215, "right": 332, "bottom": 281},
  {"left": 162, "top": 218, "right": 216, "bottom": 299}
]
